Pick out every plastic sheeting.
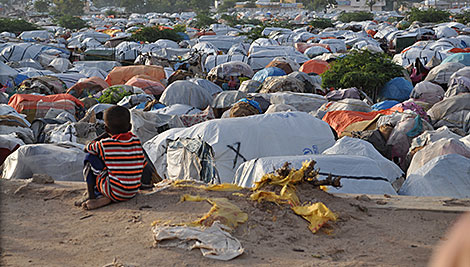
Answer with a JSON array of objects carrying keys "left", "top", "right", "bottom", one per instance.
[
  {"left": 1, "top": 143, "right": 86, "bottom": 181},
  {"left": 212, "top": 91, "right": 248, "bottom": 109},
  {"left": 143, "top": 112, "right": 336, "bottom": 183},
  {"left": 188, "top": 78, "right": 222, "bottom": 96},
  {"left": 425, "top": 62, "right": 465, "bottom": 85},
  {"left": 322, "top": 136, "right": 403, "bottom": 182},
  {"left": 407, "top": 138, "right": 470, "bottom": 177},
  {"left": 160, "top": 80, "right": 213, "bottom": 110},
  {"left": 399, "top": 154, "right": 470, "bottom": 198},
  {"left": 379, "top": 77, "right": 413, "bottom": 102},
  {"left": 130, "top": 109, "right": 184, "bottom": 144},
  {"left": 259, "top": 75, "right": 305, "bottom": 94},
  {"left": 153, "top": 221, "right": 243, "bottom": 261},
  {"left": 251, "top": 67, "right": 286, "bottom": 83},
  {"left": 410, "top": 81, "right": 445, "bottom": 106},
  {"left": 268, "top": 92, "right": 327, "bottom": 113},
  {"left": 428, "top": 93, "right": 470, "bottom": 134},
  {"left": 207, "top": 61, "right": 254, "bottom": 81},
  {"left": 233, "top": 154, "right": 398, "bottom": 195}
]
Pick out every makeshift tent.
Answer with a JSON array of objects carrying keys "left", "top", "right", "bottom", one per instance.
[
  {"left": 125, "top": 76, "right": 166, "bottom": 96},
  {"left": 50, "top": 73, "right": 87, "bottom": 89},
  {"left": 17, "top": 76, "right": 67, "bottom": 95},
  {"left": 143, "top": 112, "right": 336, "bottom": 183},
  {"left": 212, "top": 91, "right": 248, "bottom": 109},
  {"left": 441, "top": 53, "right": 470, "bottom": 66},
  {"left": 233, "top": 154, "right": 398, "bottom": 195},
  {"left": 252, "top": 67, "right": 286, "bottom": 83},
  {"left": 1, "top": 143, "right": 86, "bottom": 181},
  {"left": 323, "top": 136, "right": 403, "bottom": 182},
  {"left": 259, "top": 76, "right": 305, "bottom": 94},
  {"left": 189, "top": 78, "right": 223, "bottom": 96},
  {"left": 269, "top": 92, "right": 327, "bottom": 113},
  {"left": 288, "top": 71, "right": 323, "bottom": 94},
  {"left": 0, "top": 61, "right": 18, "bottom": 86},
  {"left": 73, "top": 61, "right": 121, "bottom": 73},
  {"left": 203, "top": 54, "right": 249, "bottom": 73},
  {"left": 8, "top": 94, "right": 84, "bottom": 123},
  {"left": 299, "top": 59, "right": 330, "bottom": 75},
  {"left": 379, "top": 77, "right": 413, "bottom": 102},
  {"left": 130, "top": 109, "right": 184, "bottom": 144},
  {"left": 207, "top": 61, "right": 254, "bottom": 84},
  {"left": 160, "top": 80, "right": 213, "bottom": 110},
  {"left": 410, "top": 81, "right": 445, "bottom": 106},
  {"left": 105, "top": 65, "right": 166, "bottom": 86},
  {"left": 238, "top": 80, "right": 261, "bottom": 93},
  {"left": 427, "top": 93, "right": 470, "bottom": 134},
  {"left": 407, "top": 138, "right": 470, "bottom": 176},
  {"left": 399, "top": 154, "right": 470, "bottom": 198},
  {"left": 425, "top": 62, "right": 465, "bottom": 85},
  {"left": 323, "top": 109, "right": 395, "bottom": 136}
]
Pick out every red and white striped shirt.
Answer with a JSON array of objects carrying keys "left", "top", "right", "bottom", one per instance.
[{"left": 85, "top": 132, "right": 146, "bottom": 202}]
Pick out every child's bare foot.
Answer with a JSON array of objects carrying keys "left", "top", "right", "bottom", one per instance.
[{"left": 82, "top": 197, "right": 111, "bottom": 210}]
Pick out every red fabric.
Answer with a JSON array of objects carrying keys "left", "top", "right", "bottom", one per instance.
[
  {"left": 299, "top": 59, "right": 330, "bottom": 75},
  {"left": 323, "top": 109, "right": 395, "bottom": 136},
  {"left": 0, "top": 144, "right": 19, "bottom": 165}
]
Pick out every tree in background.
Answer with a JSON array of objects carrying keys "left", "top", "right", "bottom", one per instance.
[
  {"left": 321, "top": 50, "right": 404, "bottom": 101},
  {"left": 0, "top": 18, "right": 37, "bottom": 34},
  {"left": 337, "top": 11, "right": 373, "bottom": 22},
  {"left": 52, "top": 0, "right": 85, "bottom": 15},
  {"left": 34, "top": 0, "right": 50, "bottom": 13},
  {"left": 131, "top": 26, "right": 183, "bottom": 42},
  {"left": 309, "top": 18, "right": 334, "bottom": 29},
  {"left": 53, "top": 15, "right": 88, "bottom": 30},
  {"left": 191, "top": 12, "right": 217, "bottom": 29},
  {"left": 406, "top": 8, "right": 450, "bottom": 23}
]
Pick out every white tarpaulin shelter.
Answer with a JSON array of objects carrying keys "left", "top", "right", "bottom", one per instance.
[
  {"left": 233, "top": 154, "right": 398, "bottom": 195},
  {"left": 143, "top": 112, "right": 335, "bottom": 183},
  {"left": 160, "top": 80, "right": 213, "bottom": 110},
  {"left": 2, "top": 143, "right": 86, "bottom": 181},
  {"left": 399, "top": 154, "right": 470, "bottom": 198},
  {"left": 322, "top": 137, "right": 404, "bottom": 183}
]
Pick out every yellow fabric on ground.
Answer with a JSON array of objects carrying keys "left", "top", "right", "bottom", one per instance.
[{"left": 292, "top": 202, "right": 338, "bottom": 233}]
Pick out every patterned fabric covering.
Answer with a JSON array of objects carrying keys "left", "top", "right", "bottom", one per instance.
[{"left": 179, "top": 106, "right": 215, "bottom": 127}]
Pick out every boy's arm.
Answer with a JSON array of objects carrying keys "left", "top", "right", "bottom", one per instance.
[{"left": 84, "top": 140, "right": 102, "bottom": 156}]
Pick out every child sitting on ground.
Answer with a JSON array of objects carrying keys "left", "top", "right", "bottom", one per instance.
[{"left": 79, "top": 105, "right": 146, "bottom": 210}]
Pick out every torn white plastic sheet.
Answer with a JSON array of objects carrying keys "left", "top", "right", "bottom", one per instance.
[{"left": 153, "top": 221, "right": 243, "bottom": 261}]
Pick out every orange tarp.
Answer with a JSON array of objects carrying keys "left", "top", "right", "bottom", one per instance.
[
  {"left": 105, "top": 65, "right": 166, "bottom": 86},
  {"left": 299, "top": 59, "right": 330, "bottom": 75},
  {"left": 8, "top": 94, "right": 84, "bottom": 122},
  {"left": 322, "top": 109, "right": 395, "bottom": 136}
]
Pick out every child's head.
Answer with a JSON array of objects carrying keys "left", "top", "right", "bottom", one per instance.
[{"left": 103, "top": 106, "right": 131, "bottom": 135}]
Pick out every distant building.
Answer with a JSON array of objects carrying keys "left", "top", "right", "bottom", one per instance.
[{"left": 336, "top": 0, "right": 386, "bottom": 11}]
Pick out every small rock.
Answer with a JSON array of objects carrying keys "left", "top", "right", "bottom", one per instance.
[
  {"left": 31, "top": 174, "right": 54, "bottom": 184},
  {"left": 356, "top": 195, "right": 371, "bottom": 202},
  {"left": 411, "top": 244, "right": 418, "bottom": 248},
  {"left": 376, "top": 200, "right": 387, "bottom": 205},
  {"left": 384, "top": 194, "right": 392, "bottom": 198}
]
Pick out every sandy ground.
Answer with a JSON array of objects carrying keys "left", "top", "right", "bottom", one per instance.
[{"left": 0, "top": 178, "right": 462, "bottom": 267}]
